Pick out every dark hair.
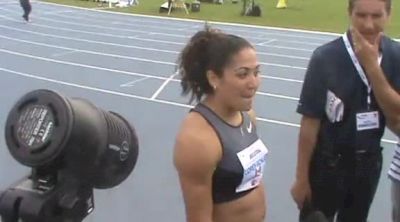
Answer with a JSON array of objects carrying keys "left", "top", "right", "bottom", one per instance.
[
  {"left": 177, "top": 25, "right": 253, "bottom": 103},
  {"left": 348, "top": 0, "right": 391, "bottom": 14}
]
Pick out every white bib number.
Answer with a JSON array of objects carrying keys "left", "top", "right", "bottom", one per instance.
[{"left": 235, "top": 139, "right": 268, "bottom": 193}]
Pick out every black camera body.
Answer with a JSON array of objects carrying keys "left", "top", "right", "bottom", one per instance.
[{"left": 0, "top": 89, "right": 139, "bottom": 222}]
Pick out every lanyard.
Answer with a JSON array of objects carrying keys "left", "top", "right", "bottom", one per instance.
[{"left": 342, "top": 32, "right": 382, "bottom": 110}]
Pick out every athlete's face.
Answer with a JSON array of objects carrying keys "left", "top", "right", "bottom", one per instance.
[
  {"left": 349, "top": 0, "right": 390, "bottom": 44},
  {"left": 214, "top": 47, "right": 261, "bottom": 112}
]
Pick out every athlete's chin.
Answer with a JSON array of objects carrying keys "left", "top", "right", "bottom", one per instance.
[
  {"left": 239, "top": 100, "right": 253, "bottom": 111},
  {"left": 240, "top": 107, "right": 252, "bottom": 112}
]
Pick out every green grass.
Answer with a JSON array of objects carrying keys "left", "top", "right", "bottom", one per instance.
[{"left": 42, "top": 0, "right": 400, "bottom": 38}]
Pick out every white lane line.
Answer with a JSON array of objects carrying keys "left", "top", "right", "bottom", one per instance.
[
  {"left": 120, "top": 77, "right": 149, "bottom": 87},
  {"left": 0, "top": 13, "right": 182, "bottom": 46},
  {"left": 0, "top": 33, "right": 307, "bottom": 69},
  {"left": 256, "top": 116, "right": 300, "bottom": 128},
  {"left": 260, "top": 45, "right": 313, "bottom": 52},
  {"left": 0, "top": 67, "right": 192, "bottom": 108},
  {"left": 0, "top": 24, "right": 179, "bottom": 54},
  {"left": 0, "top": 2, "right": 19, "bottom": 5},
  {"left": 0, "top": 26, "right": 306, "bottom": 80},
  {"left": 256, "top": 39, "right": 276, "bottom": 46},
  {"left": 256, "top": 92, "right": 299, "bottom": 101},
  {"left": 0, "top": 34, "right": 176, "bottom": 65},
  {"left": 257, "top": 51, "right": 308, "bottom": 60},
  {"left": 40, "top": 10, "right": 77, "bottom": 15},
  {"left": 79, "top": 14, "right": 199, "bottom": 29},
  {"left": 33, "top": 1, "right": 350, "bottom": 41},
  {"left": 263, "top": 76, "right": 303, "bottom": 83},
  {"left": 0, "top": 9, "right": 321, "bottom": 52},
  {"left": 1, "top": 67, "right": 396, "bottom": 145},
  {"left": 51, "top": 50, "right": 78, "bottom": 57},
  {"left": 37, "top": 3, "right": 400, "bottom": 44},
  {"left": 0, "top": 48, "right": 170, "bottom": 80},
  {"left": 0, "top": 15, "right": 312, "bottom": 58},
  {"left": 0, "top": 23, "right": 311, "bottom": 60},
  {"left": 151, "top": 73, "right": 177, "bottom": 100},
  {"left": 383, "top": 139, "right": 397, "bottom": 144},
  {"left": 36, "top": 2, "right": 337, "bottom": 41},
  {"left": 46, "top": 13, "right": 331, "bottom": 46},
  {"left": 0, "top": 48, "right": 302, "bottom": 101},
  {"left": 0, "top": 7, "right": 175, "bottom": 36},
  {"left": 272, "top": 39, "right": 323, "bottom": 46}
]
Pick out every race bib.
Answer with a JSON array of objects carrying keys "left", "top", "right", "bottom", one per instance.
[{"left": 235, "top": 139, "right": 268, "bottom": 192}]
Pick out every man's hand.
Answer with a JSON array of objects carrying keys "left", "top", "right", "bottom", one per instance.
[
  {"left": 291, "top": 179, "right": 312, "bottom": 210},
  {"left": 351, "top": 28, "right": 382, "bottom": 70}
]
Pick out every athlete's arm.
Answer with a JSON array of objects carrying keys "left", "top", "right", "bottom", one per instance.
[{"left": 174, "top": 113, "right": 221, "bottom": 222}]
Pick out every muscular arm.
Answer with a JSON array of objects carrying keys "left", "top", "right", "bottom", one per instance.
[{"left": 174, "top": 114, "right": 221, "bottom": 222}]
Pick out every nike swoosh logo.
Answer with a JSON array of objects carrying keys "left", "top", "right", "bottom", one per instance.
[{"left": 247, "top": 121, "right": 253, "bottom": 133}]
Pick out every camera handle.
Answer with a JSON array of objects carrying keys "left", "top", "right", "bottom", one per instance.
[{"left": 0, "top": 169, "right": 94, "bottom": 222}]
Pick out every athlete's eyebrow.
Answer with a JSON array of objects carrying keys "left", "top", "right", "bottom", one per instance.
[{"left": 234, "top": 65, "right": 260, "bottom": 72}]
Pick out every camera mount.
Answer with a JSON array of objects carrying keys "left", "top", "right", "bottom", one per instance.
[{"left": 0, "top": 89, "right": 139, "bottom": 222}]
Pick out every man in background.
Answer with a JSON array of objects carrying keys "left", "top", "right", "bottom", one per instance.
[{"left": 291, "top": 0, "right": 398, "bottom": 221}]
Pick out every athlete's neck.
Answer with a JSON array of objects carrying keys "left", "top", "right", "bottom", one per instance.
[{"left": 202, "top": 97, "right": 242, "bottom": 126}]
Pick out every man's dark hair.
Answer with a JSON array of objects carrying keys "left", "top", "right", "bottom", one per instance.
[{"left": 348, "top": 0, "right": 391, "bottom": 14}]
